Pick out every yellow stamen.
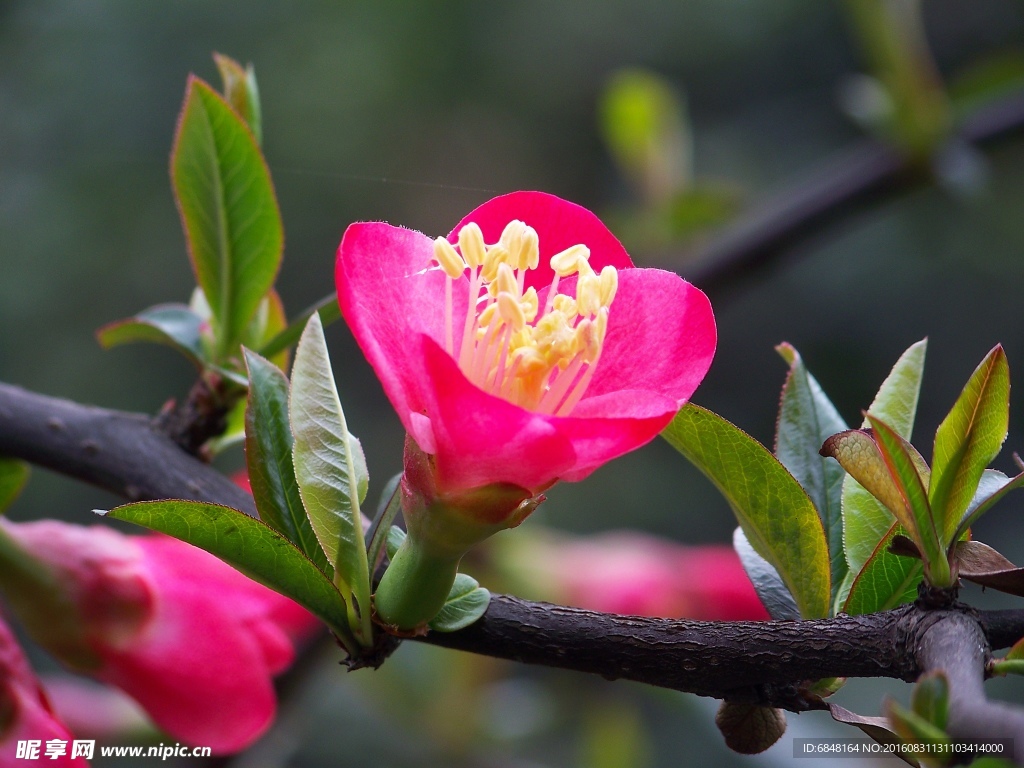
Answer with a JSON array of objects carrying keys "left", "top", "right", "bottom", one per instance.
[
  {"left": 433, "top": 237, "right": 466, "bottom": 279},
  {"left": 550, "top": 244, "right": 589, "bottom": 277},
  {"left": 438, "top": 221, "right": 618, "bottom": 414},
  {"left": 458, "top": 222, "right": 486, "bottom": 269}
]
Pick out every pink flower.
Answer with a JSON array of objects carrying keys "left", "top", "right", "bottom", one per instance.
[
  {"left": 0, "top": 521, "right": 315, "bottom": 754},
  {"left": 0, "top": 619, "right": 86, "bottom": 767},
  {"left": 336, "top": 191, "right": 716, "bottom": 499},
  {"left": 40, "top": 677, "right": 149, "bottom": 742},
  {"left": 504, "top": 531, "right": 769, "bottom": 621}
]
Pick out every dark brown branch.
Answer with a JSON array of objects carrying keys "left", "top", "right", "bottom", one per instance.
[
  {"left": 685, "top": 91, "right": 1024, "bottom": 294},
  {"left": 424, "top": 596, "right": 923, "bottom": 707},
  {"left": 979, "top": 609, "right": 1024, "bottom": 651},
  {"left": 0, "top": 382, "right": 255, "bottom": 517},
  {"left": 5, "top": 383, "right": 1024, "bottom": 718},
  {"left": 917, "top": 610, "right": 1024, "bottom": 762}
]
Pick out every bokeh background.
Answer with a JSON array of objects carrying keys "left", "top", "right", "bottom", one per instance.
[{"left": 4, "top": 1, "right": 1024, "bottom": 766}]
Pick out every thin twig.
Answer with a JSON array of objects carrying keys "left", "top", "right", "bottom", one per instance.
[{"left": 685, "top": 91, "right": 1024, "bottom": 294}]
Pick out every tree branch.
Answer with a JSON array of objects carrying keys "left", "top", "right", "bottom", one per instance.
[
  {"left": 4, "top": 381, "right": 1024, "bottom": 718},
  {"left": 0, "top": 382, "right": 255, "bottom": 517},
  {"left": 917, "top": 610, "right": 1024, "bottom": 762},
  {"left": 685, "top": 92, "right": 1024, "bottom": 294}
]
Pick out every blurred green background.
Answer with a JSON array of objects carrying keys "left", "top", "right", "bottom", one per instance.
[{"left": 5, "top": 1, "right": 1024, "bottom": 766}]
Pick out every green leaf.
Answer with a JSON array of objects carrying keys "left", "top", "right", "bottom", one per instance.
[
  {"left": 96, "top": 304, "right": 206, "bottom": 367},
  {"left": 953, "top": 469, "right": 1024, "bottom": 543},
  {"left": 930, "top": 345, "right": 1010, "bottom": 545},
  {"left": 911, "top": 672, "right": 948, "bottom": 730},
  {"left": 842, "top": 339, "right": 928, "bottom": 573},
  {"left": 662, "top": 404, "right": 830, "bottom": 618},
  {"left": 243, "top": 348, "right": 329, "bottom": 575},
  {"left": 366, "top": 474, "right": 402, "bottom": 572},
  {"left": 242, "top": 290, "right": 289, "bottom": 371},
  {"left": 102, "top": 500, "right": 359, "bottom": 652},
  {"left": 290, "top": 313, "right": 371, "bottom": 642},
  {"left": 428, "top": 572, "right": 491, "bottom": 632},
  {"left": 732, "top": 528, "right": 800, "bottom": 621},
  {"left": 843, "top": 523, "right": 922, "bottom": 615},
  {"left": 258, "top": 294, "right": 341, "bottom": 362},
  {"left": 599, "top": 68, "right": 691, "bottom": 204},
  {"left": 865, "top": 339, "right": 928, "bottom": 438},
  {"left": 213, "top": 52, "right": 262, "bottom": 145},
  {"left": 1007, "top": 636, "right": 1024, "bottom": 661},
  {"left": 0, "top": 459, "right": 29, "bottom": 514},
  {"left": 845, "top": 0, "right": 950, "bottom": 155},
  {"left": 867, "top": 416, "right": 947, "bottom": 585},
  {"left": 822, "top": 429, "right": 927, "bottom": 537},
  {"left": 385, "top": 525, "right": 406, "bottom": 560},
  {"left": 170, "top": 75, "right": 283, "bottom": 360},
  {"left": 774, "top": 343, "right": 849, "bottom": 602},
  {"left": 886, "top": 699, "right": 950, "bottom": 753},
  {"left": 950, "top": 51, "right": 1024, "bottom": 119}
]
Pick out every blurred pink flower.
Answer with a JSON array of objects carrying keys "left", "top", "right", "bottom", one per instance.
[
  {"left": 0, "top": 619, "right": 86, "bottom": 767},
  {"left": 231, "top": 468, "right": 252, "bottom": 494},
  {"left": 502, "top": 531, "right": 769, "bottom": 621},
  {"left": 40, "top": 676, "right": 149, "bottom": 743},
  {"left": 336, "top": 191, "right": 716, "bottom": 505},
  {"left": 0, "top": 520, "right": 315, "bottom": 754}
]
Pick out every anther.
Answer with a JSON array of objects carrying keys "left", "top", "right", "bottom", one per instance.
[
  {"left": 458, "top": 223, "right": 486, "bottom": 269},
  {"left": 497, "top": 292, "right": 526, "bottom": 331},
  {"left": 598, "top": 266, "right": 618, "bottom": 306},
  {"left": 434, "top": 237, "right": 466, "bottom": 279},
  {"left": 481, "top": 244, "right": 508, "bottom": 283},
  {"left": 550, "top": 244, "right": 590, "bottom": 277}
]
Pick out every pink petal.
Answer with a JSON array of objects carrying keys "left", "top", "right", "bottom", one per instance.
[
  {"left": 136, "top": 536, "right": 313, "bottom": 673},
  {"left": 97, "top": 582, "right": 276, "bottom": 754},
  {"left": 0, "top": 620, "right": 85, "bottom": 767},
  {"left": 419, "top": 335, "right": 577, "bottom": 493},
  {"left": 0, "top": 687, "right": 87, "bottom": 768},
  {"left": 41, "top": 676, "right": 149, "bottom": 741},
  {"left": 554, "top": 391, "right": 680, "bottom": 482},
  {"left": 450, "top": 191, "right": 634, "bottom": 293},
  {"left": 584, "top": 268, "right": 716, "bottom": 404},
  {"left": 336, "top": 222, "right": 451, "bottom": 432}
]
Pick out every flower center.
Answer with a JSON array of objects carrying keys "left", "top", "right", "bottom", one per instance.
[{"left": 432, "top": 220, "right": 617, "bottom": 416}]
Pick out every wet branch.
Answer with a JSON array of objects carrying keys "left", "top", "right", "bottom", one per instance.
[{"left": 4, "top": 381, "right": 1024, "bottom": 722}]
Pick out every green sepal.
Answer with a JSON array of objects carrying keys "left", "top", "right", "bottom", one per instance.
[{"left": 428, "top": 573, "right": 490, "bottom": 633}]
